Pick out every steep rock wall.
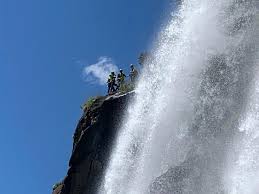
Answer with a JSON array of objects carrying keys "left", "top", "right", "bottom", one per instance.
[{"left": 53, "top": 92, "right": 133, "bottom": 194}]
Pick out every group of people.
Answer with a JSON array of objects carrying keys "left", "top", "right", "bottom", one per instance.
[{"left": 107, "top": 64, "right": 138, "bottom": 94}]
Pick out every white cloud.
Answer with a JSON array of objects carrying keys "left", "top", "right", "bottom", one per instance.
[{"left": 83, "top": 57, "right": 118, "bottom": 85}]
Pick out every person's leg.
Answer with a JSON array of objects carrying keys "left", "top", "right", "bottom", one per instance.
[
  {"left": 111, "top": 82, "right": 115, "bottom": 92},
  {"left": 108, "top": 83, "right": 112, "bottom": 94},
  {"left": 117, "top": 82, "right": 120, "bottom": 91},
  {"left": 114, "top": 83, "right": 119, "bottom": 91}
]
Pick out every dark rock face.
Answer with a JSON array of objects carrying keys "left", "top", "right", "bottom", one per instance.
[
  {"left": 53, "top": 92, "right": 133, "bottom": 194},
  {"left": 149, "top": 153, "right": 209, "bottom": 194}
]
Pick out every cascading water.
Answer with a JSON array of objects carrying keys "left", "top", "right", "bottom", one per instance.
[{"left": 99, "top": 0, "right": 258, "bottom": 193}]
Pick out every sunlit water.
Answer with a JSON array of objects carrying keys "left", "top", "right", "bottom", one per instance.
[{"left": 99, "top": 0, "right": 259, "bottom": 193}]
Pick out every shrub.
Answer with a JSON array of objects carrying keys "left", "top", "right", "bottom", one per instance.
[
  {"left": 119, "top": 81, "right": 135, "bottom": 94},
  {"left": 53, "top": 182, "right": 62, "bottom": 190},
  {"left": 81, "top": 97, "right": 96, "bottom": 111}
]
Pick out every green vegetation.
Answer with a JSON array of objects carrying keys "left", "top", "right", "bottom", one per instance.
[
  {"left": 81, "top": 97, "right": 96, "bottom": 111},
  {"left": 52, "top": 182, "right": 62, "bottom": 190},
  {"left": 81, "top": 82, "right": 134, "bottom": 112},
  {"left": 118, "top": 81, "right": 135, "bottom": 94}
]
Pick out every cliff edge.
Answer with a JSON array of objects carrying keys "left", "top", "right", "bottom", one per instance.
[{"left": 53, "top": 92, "right": 133, "bottom": 194}]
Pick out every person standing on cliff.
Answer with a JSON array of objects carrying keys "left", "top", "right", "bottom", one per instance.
[
  {"left": 117, "top": 69, "right": 126, "bottom": 90},
  {"left": 107, "top": 76, "right": 112, "bottom": 94},
  {"left": 110, "top": 72, "right": 117, "bottom": 92},
  {"left": 106, "top": 72, "right": 117, "bottom": 95},
  {"left": 129, "top": 64, "right": 138, "bottom": 83}
]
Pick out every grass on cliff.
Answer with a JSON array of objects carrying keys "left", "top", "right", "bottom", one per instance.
[
  {"left": 53, "top": 182, "right": 62, "bottom": 191},
  {"left": 118, "top": 82, "right": 135, "bottom": 94},
  {"left": 81, "top": 97, "right": 96, "bottom": 111},
  {"left": 81, "top": 82, "right": 134, "bottom": 111}
]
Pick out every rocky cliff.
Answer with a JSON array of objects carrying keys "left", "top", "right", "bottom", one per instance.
[{"left": 52, "top": 92, "right": 133, "bottom": 194}]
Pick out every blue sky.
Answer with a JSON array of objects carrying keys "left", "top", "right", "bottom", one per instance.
[{"left": 0, "top": 0, "right": 174, "bottom": 193}]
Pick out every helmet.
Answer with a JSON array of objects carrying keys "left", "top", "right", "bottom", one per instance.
[
  {"left": 120, "top": 69, "right": 123, "bottom": 72},
  {"left": 111, "top": 72, "right": 115, "bottom": 74},
  {"left": 130, "top": 64, "right": 134, "bottom": 67}
]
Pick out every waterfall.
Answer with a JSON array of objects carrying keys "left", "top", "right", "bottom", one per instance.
[{"left": 100, "top": 0, "right": 259, "bottom": 193}]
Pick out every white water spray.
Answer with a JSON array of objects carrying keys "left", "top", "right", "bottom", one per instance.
[{"left": 100, "top": 0, "right": 258, "bottom": 193}]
